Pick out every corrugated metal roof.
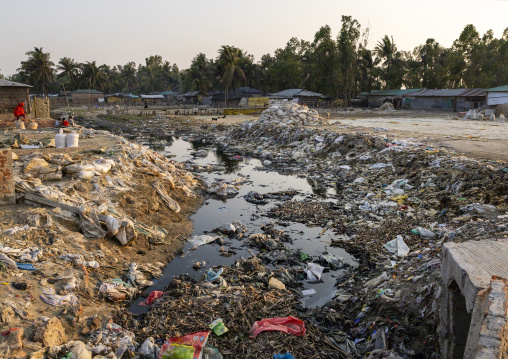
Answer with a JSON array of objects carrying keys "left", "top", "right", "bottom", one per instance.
[
  {"left": 0, "top": 79, "right": 32, "bottom": 88},
  {"left": 183, "top": 91, "right": 202, "bottom": 97},
  {"left": 73, "top": 89, "right": 103, "bottom": 94},
  {"left": 484, "top": 85, "right": 508, "bottom": 92},
  {"left": 140, "top": 94, "right": 164, "bottom": 99},
  {"left": 270, "top": 89, "right": 324, "bottom": 98},
  {"left": 367, "top": 88, "right": 422, "bottom": 96},
  {"left": 358, "top": 90, "right": 380, "bottom": 96},
  {"left": 404, "top": 88, "right": 486, "bottom": 97},
  {"left": 159, "top": 91, "right": 179, "bottom": 96}
]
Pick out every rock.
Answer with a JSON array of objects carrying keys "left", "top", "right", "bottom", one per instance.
[
  {"left": 0, "top": 327, "right": 26, "bottom": 358},
  {"left": 268, "top": 277, "right": 286, "bottom": 290},
  {"left": 34, "top": 317, "right": 67, "bottom": 346},
  {"left": 1, "top": 307, "right": 15, "bottom": 324}
]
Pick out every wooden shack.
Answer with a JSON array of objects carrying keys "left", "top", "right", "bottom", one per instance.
[
  {"left": 0, "top": 79, "right": 31, "bottom": 115},
  {"left": 72, "top": 89, "right": 104, "bottom": 104}
]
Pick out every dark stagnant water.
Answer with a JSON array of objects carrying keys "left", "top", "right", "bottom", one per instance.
[{"left": 129, "top": 136, "right": 357, "bottom": 313}]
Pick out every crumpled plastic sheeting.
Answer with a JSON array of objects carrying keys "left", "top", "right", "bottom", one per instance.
[
  {"left": 306, "top": 263, "right": 324, "bottom": 281},
  {"left": 384, "top": 235, "right": 410, "bottom": 257},
  {"left": 40, "top": 287, "right": 79, "bottom": 306},
  {"left": 79, "top": 206, "right": 107, "bottom": 239},
  {"left": 105, "top": 215, "right": 136, "bottom": 246},
  {"left": 249, "top": 317, "right": 306, "bottom": 338},
  {"left": 126, "top": 262, "right": 153, "bottom": 288}
]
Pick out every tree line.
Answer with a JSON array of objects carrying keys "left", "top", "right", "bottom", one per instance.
[{"left": 8, "top": 17, "right": 508, "bottom": 102}]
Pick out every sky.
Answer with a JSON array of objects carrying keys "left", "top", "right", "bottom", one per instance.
[{"left": 1, "top": 0, "right": 507, "bottom": 76}]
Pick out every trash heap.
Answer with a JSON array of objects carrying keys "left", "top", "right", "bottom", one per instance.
[
  {"left": 0, "top": 128, "right": 204, "bottom": 358},
  {"left": 117, "top": 258, "right": 342, "bottom": 359},
  {"left": 257, "top": 103, "right": 330, "bottom": 126},
  {"left": 463, "top": 109, "right": 506, "bottom": 122}
]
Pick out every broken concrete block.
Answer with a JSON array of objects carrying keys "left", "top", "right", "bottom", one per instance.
[{"left": 34, "top": 317, "right": 67, "bottom": 346}]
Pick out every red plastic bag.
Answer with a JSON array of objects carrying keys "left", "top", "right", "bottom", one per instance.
[
  {"left": 158, "top": 331, "right": 210, "bottom": 359},
  {"left": 249, "top": 317, "right": 306, "bottom": 338},
  {"left": 139, "top": 290, "right": 164, "bottom": 306}
]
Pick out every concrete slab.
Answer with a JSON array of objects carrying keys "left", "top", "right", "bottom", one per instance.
[{"left": 442, "top": 239, "right": 508, "bottom": 312}]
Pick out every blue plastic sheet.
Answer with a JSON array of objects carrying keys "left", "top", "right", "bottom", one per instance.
[
  {"left": 274, "top": 354, "right": 295, "bottom": 359},
  {"left": 16, "top": 263, "right": 35, "bottom": 271}
]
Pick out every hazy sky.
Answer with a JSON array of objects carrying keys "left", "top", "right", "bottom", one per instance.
[{"left": 1, "top": 0, "right": 507, "bottom": 76}]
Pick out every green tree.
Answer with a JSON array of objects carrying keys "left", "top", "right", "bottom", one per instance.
[
  {"left": 374, "top": 35, "right": 405, "bottom": 89},
  {"left": 18, "top": 47, "right": 55, "bottom": 95},
  {"left": 80, "top": 61, "right": 107, "bottom": 90},
  {"left": 337, "top": 16, "right": 361, "bottom": 102},
  {"left": 121, "top": 62, "right": 137, "bottom": 93},
  {"left": 57, "top": 57, "right": 81, "bottom": 90},
  {"left": 216, "top": 46, "right": 246, "bottom": 105}
]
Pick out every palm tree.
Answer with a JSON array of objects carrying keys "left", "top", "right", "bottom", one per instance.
[
  {"left": 374, "top": 35, "right": 399, "bottom": 89},
  {"left": 121, "top": 62, "right": 137, "bottom": 93},
  {"left": 80, "top": 61, "right": 105, "bottom": 90},
  {"left": 19, "top": 47, "right": 55, "bottom": 95},
  {"left": 217, "top": 46, "right": 246, "bottom": 106},
  {"left": 57, "top": 57, "right": 80, "bottom": 90}
]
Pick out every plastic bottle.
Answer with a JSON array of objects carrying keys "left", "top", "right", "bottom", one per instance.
[
  {"left": 67, "top": 130, "right": 79, "bottom": 148},
  {"left": 55, "top": 128, "right": 67, "bottom": 148}
]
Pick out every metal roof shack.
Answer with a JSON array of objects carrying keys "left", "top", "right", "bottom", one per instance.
[
  {"left": 366, "top": 88, "right": 421, "bottom": 107},
  {"left": 402, "top": 88, "right": 486, "bottom": 111},
  {"left": 140, "top": 95, "right": 164, "bottom": 99},
  {"left": 0, "top": 79, "right": 32, "bottom": 113},
  {"left": 210, "top": 87, "right": 264, "bottom": 107},
  {"left": 269, "top": 89, "right": 325, "bottom": 108},
  {"left": 484, "top": 85, "right": 508, "bottom": 106}
]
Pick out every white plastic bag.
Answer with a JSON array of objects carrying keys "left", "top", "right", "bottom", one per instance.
[{"left": 384, "top": 235, "right": 410, "bottom": 257}]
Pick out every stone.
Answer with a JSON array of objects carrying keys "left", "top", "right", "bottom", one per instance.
[
  {"left": 34, "top": 317, "right": 67, "bottom": 346},
  {"left": 1, "top": 307, "right": 15, "bottom": 324},
  {"left": 268, "top": 277, "right": 286, "bottom": 290},
  {"left": 0, "top": 327, "right": 26, "bottom": 358}
]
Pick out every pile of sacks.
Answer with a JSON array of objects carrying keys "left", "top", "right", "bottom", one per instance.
[
  {"left": 463, "top": 109, "right": 506, "bottom": 122},
  {"left": 257, "top": 103, "right": 330, "bottom": 126}
]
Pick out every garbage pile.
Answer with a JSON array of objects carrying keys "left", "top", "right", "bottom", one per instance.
[
  {"left": 463, "top": 109, "right": 506, "bottom": 122},
  {"left": 379, "top": 102, "right": 395, "bottom": 111},
  {"left": 257, "top": 103, "right": 330, "bottom": 126},
  {"left": 0, "top": 128, "right": 204, "bottom": 358},
  {"left": 116, "top": 258, "right": 344, "bottom": 359}
]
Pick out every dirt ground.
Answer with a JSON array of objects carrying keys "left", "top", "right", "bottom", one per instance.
[{"left": 194, "top": 110, "right": 508, "bottom": 162}]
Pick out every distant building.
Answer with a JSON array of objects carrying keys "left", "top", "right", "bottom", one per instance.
[
  {"left": 181, "top": 91, "right": 205, "bottom": 105},
  {"left": 72, "top": 89, "right": 104, "bottom": 104},
  {"left": 402, "top": 88, "right": 486, "bottom": 111},
  {"left": 0, "top": 79, "right": 32, "bottom": 114},
  {"left": 211, "top": 87, "right": 264, "bottom": 107},
  {"left": 105, "top": 93, "right": 141, "bottom": 104},
  {"left": 366, "top": 89, "right": 421, "bottom": 108},
  {"left": 140, "top": 94, "right": 165, "bottom": 106},
  {"left": 485, "top": 85, "right": 508, "bottom": 106},
  {"left": 269, "top": 89, "right": 325, "bottom": 108}
]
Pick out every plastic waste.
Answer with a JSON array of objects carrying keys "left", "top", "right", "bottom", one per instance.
[
  {"left": 139, "top": 337, "right": 157, "bottom": 359},
  {"left": 274, "top": 354, "right": 295, "bottom": 359},
  {"left": 67, "top": 130, "right": 79, "bottom": 147},
  {"left": 0, "top": 254, "right": 17, "bottom": 270},
  {"left": 189, "top": 235, "right": 218, "bottom": 247},
  {"left": 55, "top": 129, "right": 67, "bottom": 148},
  {"left": 209, "top": 319, "right": 228, "bottom": 336},
  {"left": 16, "top": 263, "right": 35, "bottom": 271},
  {"left": 301, "top": 289, "right": 316, "bottom": 296},
  {"left": 27, "top": 121, "right": 38, "bottom": 130},
  {"left": 384, "top": 235, "right": 410, "bottom": 257},
  {"left": 67, "top": 341, "right": 92, "bottom": 359},
  {"left": 268, "top": 277, "right": 286, "bottom": 290},
  {"left": 40, "top": 287, "right": 79, "bottom": 306},
  {"left": 306, "top": 263, "right": 324, "bottom": 281},
  {"left": 462, "top": 203, "right": 499, "bottom": 219},
  {"left": 202, "top": 347, "right": 223, "bottom": 359},
  {"left": 158, "top": 331, "right": 210, "bottom": 359},
  {"left": 365, "top": 272, "right": 390, "bottom": 287},
  {"left": 321, "top": 254, "right": 343, "bottom": 270},
  {"left": 248, "top": 317, "right": 306, "bottom": 338},
  {"left": 206, "top": 268, "right": 224, "bottom": 282},
  {"left": 411, "top": 227, "right": 436, "bottom": 240},
  {"left": 139, "top": 291, "right": 164, "bottom": 306}
]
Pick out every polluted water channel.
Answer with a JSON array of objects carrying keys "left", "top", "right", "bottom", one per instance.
[{"left": 130, "top": 136, "right": 357, "bottom": 313}]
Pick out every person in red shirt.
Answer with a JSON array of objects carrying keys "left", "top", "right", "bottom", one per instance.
[
  {"left": 62, "top": 118, "right": 69, "bottom": 127},
  {"left": 13, "top": 102, "right": 26, "bottom": 120}
]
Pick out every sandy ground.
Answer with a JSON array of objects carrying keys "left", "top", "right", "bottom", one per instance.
[{"left": 194, "top": 111, "right": 508, "bottom": 162}]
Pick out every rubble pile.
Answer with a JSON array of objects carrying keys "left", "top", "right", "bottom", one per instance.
[{"left": 257, "top": 103, "right": 330, "bottom": 126}]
